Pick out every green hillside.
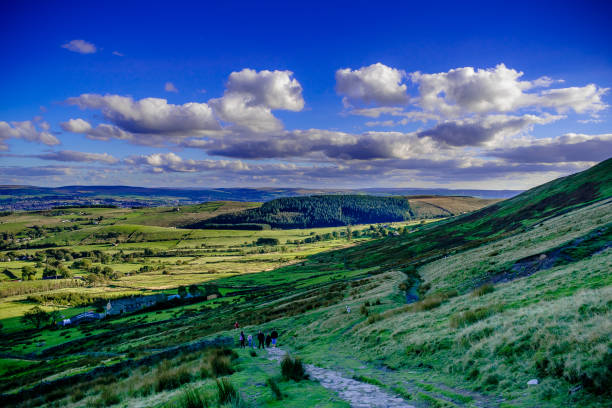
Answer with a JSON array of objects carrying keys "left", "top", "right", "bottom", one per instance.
[
  {"left": 338, "top": 157, "right": 612, "bottom": 282},
  {"left": 0, "top": 159, "right": 610, "bottom": 408}
]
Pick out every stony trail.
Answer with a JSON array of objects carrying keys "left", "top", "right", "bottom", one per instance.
[{"left": 267, "top": 347, "right": 415, "bottom": 408}]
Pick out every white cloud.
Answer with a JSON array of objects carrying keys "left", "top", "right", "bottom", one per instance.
[
  {"left": 127, "top": 152, "right": 249, "bottom": 173},
  {"left": 66, "top": 94, "right": 220, "bottom": 135},
  {"left": 411, "top": 63, "right": 608, "bottom": 116},
  {"left": 61, "top": 118, "right": 92, "bottom": 133},
  {"left": 61, "top": 39, "right": 97, "bottom": 54},
  {"left": 0, "top": 120, "right": 60, "bottom": 149},
  {"left": 210, "top": 69, "right": 304, "bottom": 133},
  {"left": 112, "top": 51, "right": 124, "bottom": 57},
  {"left": 335, "top": 63, "right": 408, "bottom": 107},
  {"left": 348, "top": 107, "right": 405, "bottom": 118},
  {"left": 210, "top": 93, "right": 282, "bottom": 133},
  {"left": 36, "top": 150, "right": 118, "bottom": 164},
  {"left": 164, "top": 82, "right": 178, "bottom": 93},
  {"left": 225, "top": 69, "right": 304, "bottom": 111}
]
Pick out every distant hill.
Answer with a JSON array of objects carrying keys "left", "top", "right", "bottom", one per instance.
[
  {"left": 0, "top": 185, "right": 520, "bottom": 211},
  {"left": 186, "top": 194, "right": 500, "bottom": 229},
  {"left": 405, "top": 195, "right": 502, "bottom": 218}
]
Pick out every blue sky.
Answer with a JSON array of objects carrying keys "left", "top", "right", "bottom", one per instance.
[{"left": 1, "top": 1, "right": 611, "bottom": 189}]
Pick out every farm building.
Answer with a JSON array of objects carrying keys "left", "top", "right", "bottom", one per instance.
[
  {"left": 105, "top": 294, "right": 166, "bottom": 315},
  {"left": 59, "top": 311, "right": 104, "bottom": 326}
]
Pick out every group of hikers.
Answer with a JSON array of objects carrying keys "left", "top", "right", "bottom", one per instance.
[{"left": 235, "top": 321, "right": 278, "bottom": 349}]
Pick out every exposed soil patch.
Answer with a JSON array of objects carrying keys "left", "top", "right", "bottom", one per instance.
[{"left": 488, "top": 224, "right": 612, "bottom": 285}]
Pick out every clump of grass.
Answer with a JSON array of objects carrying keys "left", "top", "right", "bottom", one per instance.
[
  {"left": 353, "top": 374, "right": 383, "bottom": 386},
  {"left": 70, "top": 389, "right": 86, "bottom": 402},
  {"left": 406, "top": 338, "right": 453, "bottom": 357},
  {"left": 360, "top": 303, "right": 369, "bottom": 316},
  {"left": 412, "top": 290, "right": 457, "bottom": 312},
  {"left": 96, "top": 387, "right": 121, "bottom": 406},
  {"left": 267, "top": 377, "right": 283, "bottom": 400},
  {"left": 392, "top": 386, "right": 412, "bottom": 400},
  {"left": 216, "top": 378, "right": 237, "bottom": 404},
  {"left": 209, "top": 349, "right": 235, "bottom": 377},
  {"left": 154, "top": 361, "right": 193, "bottom": 392},
  {"left": 471, "top": 283, "right": 494, "bottom": 297},
  {"left": 177, "top": 387, "right": 211, "bottom": 408},
  {"left": 367, "top": 313, "right": 384, "bottom": 324},
  {"left": 249, "top": 350, "right": 257, "bottom": 357},
  {"left": 281, "top": 354, "right": 307, "bottom": 381},
  {"left": 449, "top": 304, "right": 502, "bottom": 328}
]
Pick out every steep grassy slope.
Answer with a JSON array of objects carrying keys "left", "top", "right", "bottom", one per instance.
[{"left": 336, "top": 158, "right": 612, "bottom": 283}]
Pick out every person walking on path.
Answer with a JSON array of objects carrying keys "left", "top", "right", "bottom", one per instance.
[
  {"left": 270, "top": 329, "right": 278, "bottom": 347},
  {"left": 265, "top": 333, "right": 272, "bottom": 348},
  {"left": 346, "top": 305, "right": 351, "bottom": 313},
  {"left": 234, "top": 321, "right": 239, "bottom": 330},
  {"left": 239, "top": 331, "right": 246, "bottom": 348},
  {"left": 257, "top": 331, "right": 265, "bottom": 349},
  {"left": 247, "top": 334, "right": 253, "bottom": 348}
]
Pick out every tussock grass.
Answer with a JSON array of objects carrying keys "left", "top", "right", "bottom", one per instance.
[
  {"left": 281, "top": 354, "right": 307, "bottom": 381},
  {"left": 449, "top": 304, "right": 503, "bottom": 328},
  {"left": 353, "top": 374, "right": 383, "bottom": 386},
  {"left": 154, "top": 361, "right": 193, "bottom": 392},
  {"left": 471, "top": 283, "right": 494, "bottom": 297},
  {"left": 267, "top": 377, "right": 283, "bottom": 400},
  {"left": 210, "top": 353, "right": 234, "bottom": 377},
  {"left": 177, "top": 386, "right": 211, "bottom": 408},
  {"left": 215, "top": 377, "right": 237, "bottom": 404}
]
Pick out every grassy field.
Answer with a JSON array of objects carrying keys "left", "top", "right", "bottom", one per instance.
[{"left": 0, "top": 159, "right": 610, "bottom": 408}]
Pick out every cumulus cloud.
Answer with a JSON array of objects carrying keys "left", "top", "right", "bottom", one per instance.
[
  {"left": 164, "top": 82, "right": 178, "bottom": 93},
  {"left": 418, "top": 114, "right": 563, "bottom": 146},
  {"left": 61, "top": 39, "right": 97, "bottom": 54},
  {"left": 210, "top": 93, "right": 283, "bottom": 133},
  {"left": 336, "top": 63, "right": 408, "bottom": 107},
  {"left": 126, "top": 152, "right": 249, "bottom": 173},
  {"left": 411, "top": 64, "right": 608, "bottom": 116},
  {"left": 65, "top": 94, "right": 220, "bottom": 135},
  {"left": 0, "top": 120, "right": 60, "bottom": 149},
  {"left": 36, "top": 150, "right": 118, "bottom": 164},
  {"left": 225, "top": 69, "right": 304, "bottom": 111},
  {"left": 210, "top": 69, "right": 304, "bottom": 133},
  {"left": 0, "top": 166, "right": 74, "bottom": 177},
  {"left": 489, "top": 133, "right": 612, "bottom": 164},
  {"left": 61, "top": 118, "right": 92, "bottom": 133}
]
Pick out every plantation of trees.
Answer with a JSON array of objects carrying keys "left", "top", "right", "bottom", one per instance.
[{"left": 189, "top": 195, "right": 413, "bottom": 229}]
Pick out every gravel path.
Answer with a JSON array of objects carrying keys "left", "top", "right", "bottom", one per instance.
[{"left": 267, "top": 347, "right": 415, "bottom": 408}]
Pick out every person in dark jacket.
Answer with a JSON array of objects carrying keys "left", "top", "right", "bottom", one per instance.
[
  {"left": 257, "top": 331, "right": 265, "bottom": 349},
  {"left": 239, "top": 331, "right": 245, "bottom": 348},
  {"left": 270, "top": 329, "right": 278, "bottom": 347},
  {"left": 265, "top": 333, "right": 272, "bottom": 348}
]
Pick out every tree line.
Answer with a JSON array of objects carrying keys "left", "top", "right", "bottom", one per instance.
[{"left": 190, "top": 195, "right": 413, "bottom": 229}]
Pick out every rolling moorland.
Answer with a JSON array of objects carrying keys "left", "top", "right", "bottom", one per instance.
[
  {"left": 0, "top": 159, "right": 610, "bottom": 407},
  {"left": 0, "top": 185, "right": 518, "bottom": 211}
]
